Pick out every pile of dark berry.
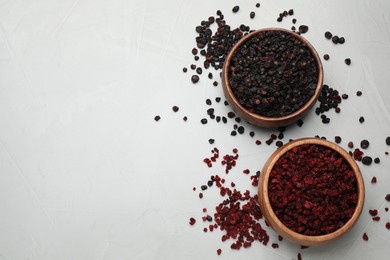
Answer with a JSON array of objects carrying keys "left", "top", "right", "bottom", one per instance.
[{"left": 228, "top": 30, "right": 318, "bottom": 117}]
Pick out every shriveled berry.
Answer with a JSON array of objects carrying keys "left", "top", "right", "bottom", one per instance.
[
  {"left": 299, "top": 25, "right": 309, "bottom": 34},
  {"left": 250, "top": 12, "right": 255, "bottom": 19},
  {"left": 385, "top": 194, "right": 390, "bottom": 201},
  {"left": 191, "top": 75, "right": 199, "bottom": 83},
  {"left": 369, "top": 209, "right": 378, "bottom": 216},
  {"left": 362, "top": 233, "right": 368, "bottom": 241},
  {"left": 374, "top": 157, "right": 380, "bottom": 164},
  {"left": 325, "top": 31, "right": 332, "bottom": 39},
  {"left": 276, "top": 141, "right": 283, "bottom": 147},
  {"left": 172, "top": 106, "right": 179, "bottom": 112},
  {"left": 386, "top": 137, "right": 390, "bottom": 145},
  {"left": 338, "top": 37, "right": 345, "bottom": 44},
  {"left": 201, "top": 118, "right": 208, "bottom": 124},
  {"left": 227, "top": 112, "right": 236, "bottom": 118},
  {"left": 357, "top": 91, "right": 362, "bottom": 96},
  {"left": 232, "top": 6, "right": 239, "bottom": 13},
  {"left": 256, "top": 3, "right": 260, "bottom": 8},
  {"left": 154, "top": 115, "right": 161, "bottom": 121},
  {"left": 297, "top": 119, "right": 304, "bottom": 127},
  {"left": 323, "top": 54, "right": 329, "bottom": 60},
  {"left": 208, "top": 139, "right": 215, "bottom": 144},
  {"left": 360, "top": 140, "right": 369, "bottom": 149},
  {"left": 371, "top": 176, "right": 377, "bottom": 183},
  {"left": 217, "top": 249, "right": 222, "bottom": 255},
  {"left": 189, "top": 217, "right": 196, "bottom": 225},
  {"left": 183, "top": 67, "right": 187, "bottom": 72},
  {"left": 362, "top": 156, "right": 372, "bottom": 165},
  {"left": 345, "top": 58, "right": 351, "bottom": 65},
  {"left": 335, "top": 136, "right": 342, "bottom": 144},
  {"left": 332, "top": 35, "right": 339, "bottom": 43},
  {"left": 386, "top": 222, "right": 390, "bottom": 230},
  {"left": 348, "top": 141, "right": 354, "bottom": 148}
]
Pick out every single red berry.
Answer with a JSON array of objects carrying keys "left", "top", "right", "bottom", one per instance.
[
  {"left": 386, "top": 222, "right": 390, "bottom": 230},
  {"left": 362, "top": 232, "right": 369, "bottom": 241},
  {"left": 189, "top": 217, "right": 196, "bottom": 225},
  {"left": 369, "top": 209, "right": 378, "bottom": 216},
  {"left": 217, "top": 248, "right": 222, "bottom": 255}
]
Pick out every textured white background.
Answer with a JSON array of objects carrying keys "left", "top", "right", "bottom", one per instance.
[{"left": 1, "top": 0, "right": 390, "bottom": 259}]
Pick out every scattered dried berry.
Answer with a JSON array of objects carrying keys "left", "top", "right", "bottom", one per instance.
[
  {"left": 154, "top": 115, "right": 161, "bottom": 121},
  {"left": 371, "top": 176, "right": 377, "bottom": 183},
  {"left": 250, "top": 12, "right": 255, "bottom": 19},
  {"left": 356, "top": 91, "right": 362, "bottom": 96},
  {"left": 374, "top": 157, "right": 380, "bottom": 164},
  {"left": 362, "top": 233, "right": 368, "bottom": 241},
  {"left": 369, "top": 209, "right": 378, "bottom": 216},
  {"left": 386, "top": 223, "right": 390, "bottom": 230},
  {"left": 323, "top": 54, "right": 330, "bottom": 60},
  {"left": 232, "top": 6, "right": 239, "bottom": 13},
  {"left": 360, "top": 140, "right": 369, "bottom": 149},
  {"left": 345, "top": 58, "right": 351, "bottom": 65},
  {"left": 359, "top": 116, "right": 364, "bottom": 123},
  {"left": 362, "top": 156, "right": 372, "bottom": 165},
  {"left": 335, "top": 136, "right": 342, "bottom": 144},
  {"left": 172, "top": 106, "right": 179, "bottom": 112},
  {"left": 201, "top": 118, "right": 208, "bottom": 124},
  {"left": 299, "top": 25, "right": 309, "bottom": 34},
  {"left": 191, "top": 75, "right": 200, "bottom": 83},
  {"left": 325, "top": 31, "right": 332, "bottom": 39},
  {"left": 189, "top": 217, "right": 196, "bottom": 225}
]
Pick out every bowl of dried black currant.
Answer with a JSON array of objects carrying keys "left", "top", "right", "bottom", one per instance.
[
  {"left": 222, "top": 28, "right": 323, "bottom": 128},
  {"left": 258, "top": 138, "right": 365, "bottom": 246}
]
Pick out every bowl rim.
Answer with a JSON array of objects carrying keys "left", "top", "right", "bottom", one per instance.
[
  {"left": 221, "top": 28, "right": 324, "bottom": 127},
  {"left": 258, "top": 137, "right": 365, "bottom": 246}
]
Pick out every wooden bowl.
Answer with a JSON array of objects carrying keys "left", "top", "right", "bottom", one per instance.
[
  {"left": 258, "top": 138, "right": 365, "bottom": 246},
  {"left": 222, "top": 28, "right": 324, "bottom": 128}
]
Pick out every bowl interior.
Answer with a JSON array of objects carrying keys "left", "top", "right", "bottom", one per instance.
[
  {"left": 258, "top": 138, "right": 365, "bottom": 246},
  {"left": 222, "top": 28, "right": 324, "bottom": 128}
]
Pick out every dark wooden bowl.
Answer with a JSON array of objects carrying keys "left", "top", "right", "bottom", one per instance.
[
  {"left": 222, "top": 28, "right": 324, "bottom": 128},
  {"left": 258, "top": 138, "right": 365, "bottom": 246}
]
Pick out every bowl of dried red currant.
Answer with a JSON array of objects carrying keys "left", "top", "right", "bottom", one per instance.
[
  {"left": 222, "top": 28, "right": 323, "bottom": 128},
  {"left": 258, "top": 137, "right": 365, "bottom": 246}
]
